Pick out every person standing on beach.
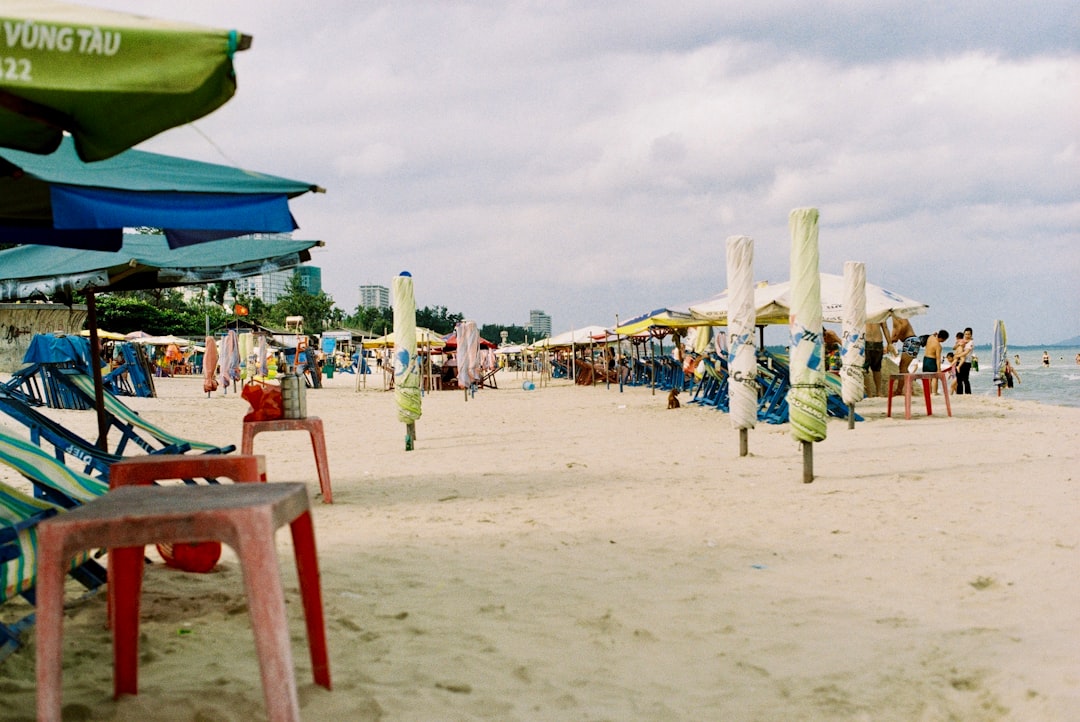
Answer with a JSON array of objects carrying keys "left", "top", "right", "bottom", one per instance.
[
  {"left": 955, "top": 327, "right": 974, "bottom": 394},
  {"left": 863, "top": 321, "right": 887, "bottom": 396},
  {"left": 923, "top": 330, "right": 949, "bottom": 394},
  {"left": 890, "top": 315, "right": 919, "bottom": 382}
]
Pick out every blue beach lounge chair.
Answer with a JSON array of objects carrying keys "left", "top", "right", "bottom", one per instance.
[{"left": 52, "top": 369, "right": 234, "bottom": 456}]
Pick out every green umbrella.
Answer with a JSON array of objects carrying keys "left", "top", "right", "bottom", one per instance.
[
  {"left": 393, "top": 272, "right": 422, "bottom": 450},
  {"left": 787, "top": 207, "right": 827, "bottom": 483},
  {"left": 0, "top": 0, "right": 250, "bottom": 162}
]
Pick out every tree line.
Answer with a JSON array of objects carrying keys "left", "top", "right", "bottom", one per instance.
[{"left": 92, "top": 274, "right": 532, "bottom": 344}]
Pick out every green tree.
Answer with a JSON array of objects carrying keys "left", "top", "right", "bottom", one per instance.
[
  {"left": 416, "top": 305, "right": 463, "bottom": 335},
  {"left": 266, "top": 273, "right": 336, "bottom": 333}
]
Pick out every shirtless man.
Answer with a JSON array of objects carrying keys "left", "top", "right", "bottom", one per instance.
[
  {"left": 923, "top": 330, "right": 949, "bottom": 394},
  {"left": 863, "top": 321, "right": 888, "bottom": 396},
  {"left": 890, "top": 315, "right": 919, "bottom": 380}
]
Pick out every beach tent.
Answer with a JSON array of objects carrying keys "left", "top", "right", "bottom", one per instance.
[
  {"left": 0, "top": 137, "right": 322, "bottom": 251},
  {"left": 0, "top": 1, "right": 250, "bottom": 162},
  {"left": 442, "top": 331, "right": 496, "bottom": 350},
  {"left": 362, "top": 328, "right": 445, "bottom": 349},
  {"left": 690, "top": 273, "right": 927, "bottom": 326},
  {"left": 612, "top": 308, "right": 701, "bottom": 337},
  {"left": 529, "top": 326, "right": 610, "bottom": 349}
]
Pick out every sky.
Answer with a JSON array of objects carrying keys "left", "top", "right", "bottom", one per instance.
[{"left": 96, "top": 1, "right": 1077, "bottom": 345}]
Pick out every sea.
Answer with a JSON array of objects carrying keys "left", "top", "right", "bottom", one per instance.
[{"left": 972, "top": 345, "right": 1080, "bottom": 409}]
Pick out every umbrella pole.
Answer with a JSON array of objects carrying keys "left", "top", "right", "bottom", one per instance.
[
  {"left": 739, "top": 428, "right": 748, "bottom": 457},
  {"left": 802, "top": 441, "right": 814, "bottom": 483},
  {"left": 86, "top": 290, "right": 110, "bottom": 451},
  {"left": 847, "top": 404, "right": 856, "bottom": 430},
  {"left": 406, "top": 422, "right": 415, "bottom": 450}
]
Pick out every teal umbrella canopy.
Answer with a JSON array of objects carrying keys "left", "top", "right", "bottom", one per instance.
[
  {"left": 0, "top": 137, "right": 323, "bottom": 250},
  {"left": 0, "top": 0, "right": 250, "bottom": 162},
  {"left": 0, "top": 232, "right": 322, "bottom": 301}
]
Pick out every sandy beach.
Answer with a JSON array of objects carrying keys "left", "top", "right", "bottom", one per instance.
[{"left": 2, "top": 370, "right": 1078, "bottom": 721}]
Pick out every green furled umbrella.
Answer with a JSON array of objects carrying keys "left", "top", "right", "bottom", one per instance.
[
  {"left": 787, "top": 207, "right": 827, "bottom": 483},
  {"left": 393, "top": 272, "right": 422, "bottom": 450},
  {"left": 0, "top": 0, "right": 250, "bottom": 162}
]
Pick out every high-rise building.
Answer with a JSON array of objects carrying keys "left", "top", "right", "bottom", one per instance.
[
  {"left": 295, "top": 266, "right": 322, "bottom": 295},
  {"left": 359, "top": 284, "right": 390, "bottom": 310},
  {"left": 528, "top": 309, "right": 552, "bottom": 338},
  {"left": 233, "top": 269, "right": 294, "bottom": 305}
]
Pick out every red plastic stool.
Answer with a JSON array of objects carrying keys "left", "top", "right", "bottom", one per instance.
[
  {"left": 35, "top": 483, "right": 331, "bottom": 722},
  {"left": 242, "top": 417, "right": 332, "bottom": 503},
  {"left": 106, "top": 455, "right": 267, "bottom": 622}
]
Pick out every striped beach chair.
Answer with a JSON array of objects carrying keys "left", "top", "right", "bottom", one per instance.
[{"left": 1, "top": 481, "right": 104, "bottom": 660}]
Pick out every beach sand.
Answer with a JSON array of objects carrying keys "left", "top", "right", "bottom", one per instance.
[{"left": 1, "top": 370, "right": 1077, "bottom": 721}]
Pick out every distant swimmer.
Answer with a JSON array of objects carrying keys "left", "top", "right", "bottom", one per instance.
[
  {"left": 1076, "top": 352, "right": 1080, "bottom": 365},
  {"left": 1042, "top": 351, "right": 1050, "bottom": 366}
]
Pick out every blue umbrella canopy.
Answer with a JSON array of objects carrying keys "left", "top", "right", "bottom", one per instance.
[{"left": 0, "top": 136, "right": 323, "bottom": 250}]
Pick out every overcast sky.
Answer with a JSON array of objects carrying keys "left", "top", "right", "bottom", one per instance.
[{"left": 100, "top": 1, "right": 1078, "bottom": 345}]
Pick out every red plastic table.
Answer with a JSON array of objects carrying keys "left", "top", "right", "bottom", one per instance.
[
  {"left": 887, "top": 372, "right": 952, "bottom": 420},
  {"left": 35, "top": 482, "right": 331, "bottom": 722}
]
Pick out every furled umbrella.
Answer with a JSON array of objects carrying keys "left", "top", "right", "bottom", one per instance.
[
  {"left": 393, "top": 272, "right": 421, "bottom": 450},
  {"left": 992, "top": 319, "right": 1007, "bottom": 396},
  {"left": 840, "top": 261, "right": 867, "bottom": 429},
  {"left": 456, "top": 320, "right": 481, "bottom": 398},
  {"left": 202, "top": 335, "right": 218, "bottom": 395},
  {"left": 218, "top": 329, "right": 239, "bottom": 394},
  {"left": 0, "top": 0, "right": 250, "bottom": 162},
  {"left": 726, "top": 235, "right": 757, "bottom": 456},
  {"left": 787, "top": 208, "right": 827, "bottom": 483}
]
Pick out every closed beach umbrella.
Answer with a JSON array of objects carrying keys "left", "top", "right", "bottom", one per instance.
[
  {"left": 456, "top": 320, "right": 481, "bottom": 391},
  {"left": 219, "top": 329, "right": 239, "bottom": 391},
  {"left": 202, "top": 335, "right": 218, "bottom": 394},
  {"left": 726, "top": 236, "right": 757, "bottom": 453},
  {"left": 0, "top": 0, "right": 250, "bottom": 162},
  {"left": 991, "top": 319, "right": 1007, "bottom": 394},
  {"left": 787, "top": 208, "right": 827, "bottom": 481},
  {"left": 393, "top": 272, "right": 421, "bottom": 449},
  {"left": 841, "top": 261, "right": 867, "bottom": 419}
]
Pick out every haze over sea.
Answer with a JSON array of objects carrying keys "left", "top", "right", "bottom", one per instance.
[{"left": 978, "top": 346, "right": 1080, "bottom": 409}]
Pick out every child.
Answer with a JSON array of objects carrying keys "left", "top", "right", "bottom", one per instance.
[{"left": 942, "top": 351, "right": 957, "bottom": 394}]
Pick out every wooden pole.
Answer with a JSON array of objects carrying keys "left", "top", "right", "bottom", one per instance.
[
  {"left": 847, "top": 404, "right": 855, "bottom": 430},
  {"left": 739, "top": 428, "right": 748, "bottom": 457},
  {"left": 86, "top": 290, "right": 109, "bottom": 451},
  {"left": 406, "top": 422, "right": 415, "bottom": 451},
  {"left": 802, "top": 441, "right": 814, "bottom": 483}
]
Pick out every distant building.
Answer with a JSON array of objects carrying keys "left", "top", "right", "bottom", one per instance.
[
  {"left": 529, "top": 309, "right": 552, "bottom": 338},
  {"left": 232, "top": 265, "right": 321, "bottom": 305},
  {"left": 233, "top": 270, "right": 293, "bottom": 305},
  {"left": 359, "top": 284, "right": 390, "bottom": 310},
  {"left": 295, "top": 266, "right": 322, "bottom": 295}
]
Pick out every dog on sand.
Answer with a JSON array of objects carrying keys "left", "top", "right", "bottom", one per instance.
[{"left": 667, "top": 388, "right": 680, "bottom": 409}]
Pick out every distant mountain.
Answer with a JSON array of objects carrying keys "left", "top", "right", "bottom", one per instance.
[{"left": 1052, "top": 335, "right": 1080, "bottom": 346}]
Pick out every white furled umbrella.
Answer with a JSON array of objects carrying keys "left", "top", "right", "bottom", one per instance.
[
  {"left": 726, "top": 235, "right": 757, "bottom": 456},
  {"left": 393, "top": 272, "right": 421, "bottom": 450},
  {"left": 840, "top": 261, "right": 867, "bottom": 428},
  {"left": 456, "top": 320, "right": 481, "bottom": 395},
  {"left": 787, "top": 208, "right": 827, "bottom": 483}
]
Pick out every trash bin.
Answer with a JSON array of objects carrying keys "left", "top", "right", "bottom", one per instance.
[{"left": 323, "top": 363, "right": 334, "bottom": 379}]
